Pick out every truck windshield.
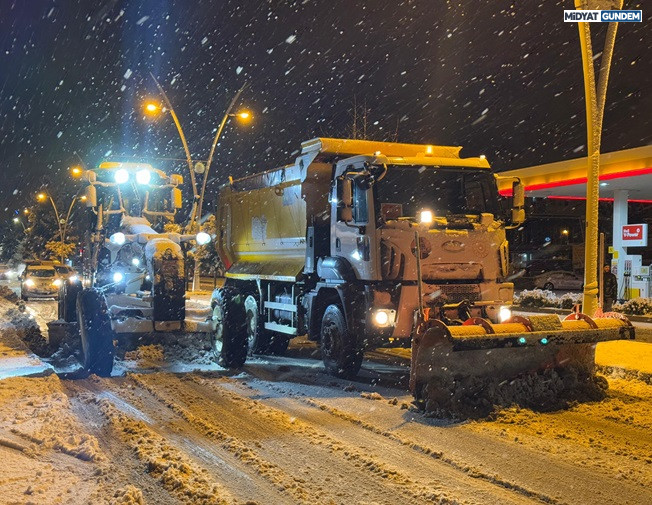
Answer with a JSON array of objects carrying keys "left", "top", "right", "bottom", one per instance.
[{"left": 374, "top": 165, "right": 499, "bottom": 220}]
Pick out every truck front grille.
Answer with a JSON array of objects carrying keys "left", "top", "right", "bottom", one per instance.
[{"left": 434, "top": 284, "right": 481, "bottom": 303}]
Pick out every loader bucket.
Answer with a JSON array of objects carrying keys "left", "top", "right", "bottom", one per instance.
[{"left": 410, "top": 313, "right": 634, "bottom": 416}]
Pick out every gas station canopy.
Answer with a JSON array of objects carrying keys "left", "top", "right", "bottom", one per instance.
[{"left": 497, "top": 145, "right": 652, "bottom": 203}]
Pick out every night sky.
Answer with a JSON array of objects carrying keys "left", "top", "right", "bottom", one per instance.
[{"left": 0, "top": 0, "right": 649, "bottom": 220}]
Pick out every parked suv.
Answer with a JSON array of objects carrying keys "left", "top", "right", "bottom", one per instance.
[{"left": 20, "top": 265, "right": 62, "bottom": 300}]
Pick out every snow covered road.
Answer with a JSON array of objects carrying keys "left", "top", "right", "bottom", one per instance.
[{"left": 0, "top": 292, "right": 651, "bottom": 504}]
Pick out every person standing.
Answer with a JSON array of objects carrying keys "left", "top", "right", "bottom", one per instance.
[{"left": 603, "top": 264, "right": 618, "bottom": 312}]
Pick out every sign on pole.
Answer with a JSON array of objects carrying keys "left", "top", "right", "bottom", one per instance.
[{"left": 621, "top": 224, "right": 648, "bottom": 247}]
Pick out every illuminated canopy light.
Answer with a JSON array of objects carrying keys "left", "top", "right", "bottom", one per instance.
[
  {"left": 136, "top": 169, "right": 151, "bottom": 185},
  {"left": 110, "top": 232, "right": 126, "bottom": 245},
  {"left": 420, "top": 210, "right": 433, "bottom": 224},
  {"left": 114, "top": 169, "right": 130, "bottom": 184},
  {"left": 113, "top": 272, "right": 124, "bottom": 283},
  {"left": 196, "top": 232, "right": 212, "bottom": 245}
]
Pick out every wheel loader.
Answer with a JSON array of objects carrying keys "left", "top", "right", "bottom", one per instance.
[
  {"left": 210, "top": 138, "right": 635, "bottom": 411},
  {"left": 52, "top": 162, "right": 218, "bottom": 376}
]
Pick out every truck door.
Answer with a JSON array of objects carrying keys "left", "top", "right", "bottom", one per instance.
[{"left": 331, "top": 167, "right": 378, "bottom": 281}]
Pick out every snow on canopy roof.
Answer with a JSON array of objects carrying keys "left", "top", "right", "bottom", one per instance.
[{"left": 144, "top": 238, "right": 182, "bottom": 262}]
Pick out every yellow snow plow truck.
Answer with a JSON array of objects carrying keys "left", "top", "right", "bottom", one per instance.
[{"left": 212, "top": 138, "right": 634, "bottom": 411}]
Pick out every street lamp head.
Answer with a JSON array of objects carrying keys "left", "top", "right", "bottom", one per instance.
[
  {"left": 13, "top": 217, "right": 19, "bottom": 223},
  {"left": 23, "top": 208, "right": 29, "bottom": 214},
  {"left": 561, "top": 229, "right": 569, "bottom": 236},
  {"left": 70, "top": 166, "right": 83, "bottom": 177},
  {"left": 36, "top": 193, "right": 46, "bottom": 202},
  {"left": 144, "top": 102, "right": 160, "bottom": 115},
  {"left": 234, "top": 110, "right": 252, "bottom": 122}
]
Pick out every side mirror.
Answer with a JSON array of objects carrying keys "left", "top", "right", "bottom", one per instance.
[
  {"left": 510, "top": 179, "right": 525, "bottom": 227},
  {"left": 337, "top": 178, "right": 353, "bottom": 222},
  {"left": 84, "top": 185, "right": 97, "bottom": 207}
]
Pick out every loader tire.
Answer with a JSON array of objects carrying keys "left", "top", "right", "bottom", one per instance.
[
  {"left": 244, "top": 294, "right": 271, "bottom": 355},
  {"left": 211, "top": 287, "right": 248, "bottom": 368},
  {"left": 77, "top": 288, "right": 115, "bottom": 377},
  {"left": 320, "top": 304, "right": 363, "bottom": 379}
]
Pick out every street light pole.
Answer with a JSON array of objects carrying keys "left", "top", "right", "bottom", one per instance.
[
  {"left": 575, "top": 0, "right": 623, "bottom": 316},
  {"left": 61, "top": 194, "right": 87, "bottom": 244},
  {"left": 149, "top": 71, "right": 199, "bottom": 225}
]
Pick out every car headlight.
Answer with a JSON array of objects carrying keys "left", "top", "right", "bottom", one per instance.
[
  {"left": 196, "top": 231, "right": 211, "bottom": 245},
  {"left": 110, "top": 232, "right": 126, "bottom": 245},
  {"left": 69, "top": 275, "right": 79, "bottom": 283},
  {"left": 24, "top": 279, "right": 35, "bottom": 287},
  {"left": 52, "top": 279, "right": 63, "bottom": 287},
  {"left": 372, "top": 309, "right": 396, "bottom": 327},
  {"left": 114, "top": 168, "right": 129, "bottom": 184},
  {"left": 499, "top": 306, "right": 512, "bottom": 323},
  {"left": 113, "top": 272, "right": 124, "bottom": 283},
  {"left": 136, "top": 169, "right": 151, "bottom": 185}
]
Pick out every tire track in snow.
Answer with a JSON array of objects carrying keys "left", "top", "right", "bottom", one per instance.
[{"left": 230, "top": 375, "right": 652, "bottom": 505}]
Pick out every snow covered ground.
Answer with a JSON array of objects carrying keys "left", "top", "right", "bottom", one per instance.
[{"left": 0, "top": 285, "right": 651, "bottom": 504}]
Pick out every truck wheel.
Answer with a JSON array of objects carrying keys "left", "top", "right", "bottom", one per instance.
[
  {"left": 77, "top": 288, "right": 115, "bottom": 377},
  {"left": 244, "top": 294, "right": 271, "bottom": 354},
  {"left": 211, "top": 287, "right": 248, "bottom": 368},
  {"left": 320, "top": 304, "right": 363, "bottom": 379}
]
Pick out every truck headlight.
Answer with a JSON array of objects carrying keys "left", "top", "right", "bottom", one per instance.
[
  {"left": 110, "top": 232, "right": 126, "bottom": 245},
  {"left": 136, "top": 169, "right": 151, "bottom": 185},
  {"left": 25, "top": 279, "right": 35, "bottom": 287},
  {"left": 196, "top": 231, "right": 211, "bottom": 245},
  {"left": 113, "top": 272, "right": 124, "bottom": 283},
  {"left": 373, "top": 309, "right": 396, "bottom": 327},
  {"left": 499, "top": 306, "right": 512, "bottom": 323},
  {"left": 114, "top": 169, "right": 129, "bottom": 184},
  {"left": 52, "top": 279, "right": 63, "bottom": 287}
]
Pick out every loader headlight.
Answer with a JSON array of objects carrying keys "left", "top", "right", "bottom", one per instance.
[
  {"left": 373, "top": 309, "right": 396, "bottom": 327},
  {"left": 196, "top": 231, "right": 211, "bottom": 245},
  {"left": 110, "top": 232, "right": 126, "bottom": 245},
  {"left": 52, "top": 279, "right": 63, "bottom": 287},
  {"left": 132, "top": 257, "right": 140, "bottom": 266},
  {"left": 69, "top": 275, "right": 79, "bottom": 283},
  {"left": 114, "top": 169, "right": 130, "bottom": 184},
  {"left": 136, "top": 169, "right": 151, "bottom": 185},
  {"left": 112, "top": 272, "right": 124, "bottom": 283},
  {"left": 25, "top": 279, "right": 35, "bottom": 287},
  {"left": 518, "top": 336, "right": 527, "bottom": 345},
  {"left": 540, "top": 337, "right": 549, "bottom": 345},
  {"left": 498, "top": 306, "right": 512, "bottom": 323}
]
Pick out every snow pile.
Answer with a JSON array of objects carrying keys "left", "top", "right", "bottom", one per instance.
[
  {"left": 111, "top": 485, "right": 145, "bottom": 505},
  {"left": 613, "top": 297, "right": 652, "bottom": 316},
  {"left": 515, "top": 289, "right": 582, "bottom": 309},
  {"left": 120, "top": 215, "right": 155, "bottom": 235},
  {"left": 0, "top": 284, "right": 18, "bottom": 302}
]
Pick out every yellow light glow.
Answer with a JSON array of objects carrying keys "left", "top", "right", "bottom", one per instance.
[
  {"left": 36, "top": 193, "right": 46, "bottom": 202},
  {"left": 23, "top": 208, "right": 29, "bottom": 214},
  {"left": 70, "top": 166, "right": 82, "bottom": 176},
  {"left": 425, "top": 145, "right": 433, "bottom": 155},
  {"left": 13, "top": 217, "right": 19, "bottom": 223},
  {"left": 236, "top": 110, "right": 252, "bottom": 121},
  {"left": 561, "top": 229, "right": 569, "bottom": 236},
  {"left": 145, "top": 102, "right": 160, "bottom": 114},
  {"left": 80, "top": 195, "right": 87, "bottom": 202}
]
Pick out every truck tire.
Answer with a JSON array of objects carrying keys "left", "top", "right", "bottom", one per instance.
[
  {"left": 77, "top": 288, "right": 115, "bottom": 377},
  {"left": 244, "top": 294, "right": 271, "bottom": 354},
  {"left": 58, "top": 280, "right": 82, "bottom": 323},
  {"left": 211, "top": 287, "right": 248, "bottom": 368},
  {"left": 320, "top": 304, "right": 363, "bottom": 379}
]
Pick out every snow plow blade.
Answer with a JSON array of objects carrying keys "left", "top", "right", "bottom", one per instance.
[{"left": 410, "top": 314, "right": 635, "bottom": 414}]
